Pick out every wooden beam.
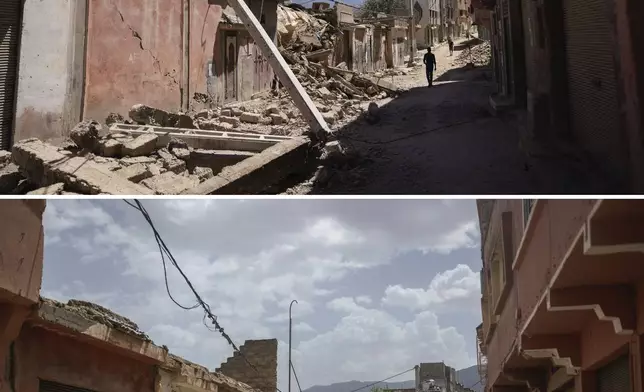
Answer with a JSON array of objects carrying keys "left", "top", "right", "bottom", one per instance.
[{"left": 208, "top": 0, "right": 330, "bottom": 139}]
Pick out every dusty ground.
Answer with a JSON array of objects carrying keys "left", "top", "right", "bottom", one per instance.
[{"left": 285, "top": 39, "right": 618, "bottom": 195}]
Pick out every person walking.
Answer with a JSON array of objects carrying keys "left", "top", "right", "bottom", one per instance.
[
  {"left": 448, "top": 37, "right": 454, "bottom": 56},
  {"left": 423, "top": 47, "right": 437, "bottom": 87}
]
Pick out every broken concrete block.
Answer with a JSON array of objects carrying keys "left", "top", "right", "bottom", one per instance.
[
  {"left": 70, "top": 120, "right": 102, "bottom": 151},
  {"left": 270, "top": 112, "right": 289, "bottom": 125},
  {"left": 259, "top": 116, "right": 273, "bottom": 125},
  {"left": 129, "top": 104, "right": 194, "bottom": 128},
  {"left": 116, "top": 163, "right": 153, "bottom": 183},
  {"left": 322, "top": 112, "right": 336, "bottom": 125},
  {"left": 318, "top": 86, "right": 335, "bottom": 100},
  {"left": 264, "top": 105, "right": 281, "bottom": 116},
  {"left": 168, "top": 137, "right": 189, "bottom": 151},
  {"left": 220, "top": 108, "right": 233, "bottom": 116},
  {"left": 0, "top": 150, "right": 11, "bottom": 166},
  {"left": 193, "top": 166, "right": 214, "bottom": 181},
  {"left": 98, "top": 138, "right": 123, "bottom": 157},
  {"left": 141, "top": 171, "right": 200, "bottom": 195},
  {"left": 122, "top": 133, "right": 158, "bottom": 157},
  {"left": 172, "top": 148, "right": 191, "bottom": 160},
  {"left": 324, "top": 140, "right": 343, "bottom": 154},
  {"left": 240, "top": 112, "right": 261, "bottom": 124},
  {"left": 148, "top": 163, "right": 163, "bottom": 176},
  {"left": 216, "top": 122, "right": 234, "bottom": 131},
  {"left": 0, "top": 163, "right": 23, "bottom": 194},
  {"left": 194, "top": 109, "right": 211, "bottom": 119},
  {"left": 120, "top": 156, "right": 157, "bottom": 165},
  {"left": 12, "top": 139, "right": 153, "bottom": 195},
  {"left": 27, "top": 183, "right": 65, "bottom": 195},
  {"left": 231, "top": 108, "right": 243, "bottom": 116},
  {"left": 157, "top": 148, "right": 187, "bottom": 174},
  {"left": 219, "top": 116, "right": 241, "bottom": 127},
  {"left": 105, "top": 112, "right": 125, "bottom": 126}
]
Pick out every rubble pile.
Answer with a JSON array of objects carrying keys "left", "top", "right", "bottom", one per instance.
[
  {"left": 452, "top": 40, "right": 492, "bottom": 68},
  {"left": 0, "top": 108, "right": 275, "bottom": 195},
  {"left": 42, "top": 298, "right": 151, "bottom": 340}
]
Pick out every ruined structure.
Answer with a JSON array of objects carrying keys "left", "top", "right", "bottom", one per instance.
[{"left": 0, "top": 200, "right": 280, "bottom": 392}]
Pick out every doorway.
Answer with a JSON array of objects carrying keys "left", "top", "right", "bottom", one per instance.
[{"left": 224, "top": 33, "right": 238, "bottom": 102}]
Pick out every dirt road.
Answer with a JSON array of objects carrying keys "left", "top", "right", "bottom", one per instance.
[{"left": 287, "top": 39, "right": 615, "bottom": 195}]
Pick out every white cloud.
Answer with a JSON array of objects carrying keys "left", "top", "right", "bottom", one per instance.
[
  {"left": 381, "top": 264, "right": 481, "bottom": 311},
  {"left": 41, "top": 199, "right": 480, "bottom": 390}
]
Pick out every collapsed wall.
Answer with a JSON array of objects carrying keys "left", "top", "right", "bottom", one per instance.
[{"left": 216, "top": 339, "right": 278, "bottom": 392}]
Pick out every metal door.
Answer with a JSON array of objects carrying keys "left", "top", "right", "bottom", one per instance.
[
  {"left": 563, "top": 0, "right": 627, "bottom": 179},
  {"left": 224, "top": 34, "right": 237, "bottom": 102},
  {"left": 0, "top": 0, "right": 22, "bottom": 150},
  {"left": 40, "top": 380, "right": 96, "bottom": 392},
  {"left": 597, "top": 355, "right": 631, "bottom": 392}
]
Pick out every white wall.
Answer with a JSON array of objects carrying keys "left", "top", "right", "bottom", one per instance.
[{"left": 14, "top": 0, "right": 78, "bottom": 143}]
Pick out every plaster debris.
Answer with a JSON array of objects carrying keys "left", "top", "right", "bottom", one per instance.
[{"left": 70, "top": 120, "right": 102, "bottom": 151}]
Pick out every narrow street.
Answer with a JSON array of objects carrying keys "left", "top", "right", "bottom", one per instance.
[{"left": 288, "top": 39, "right": 615, "bottom": 195}]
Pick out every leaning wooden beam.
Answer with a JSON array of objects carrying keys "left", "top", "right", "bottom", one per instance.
[{"left": 209, "top": 0, "right": 330, "bottom": 139}]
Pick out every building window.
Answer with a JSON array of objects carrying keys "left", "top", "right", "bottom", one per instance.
[{"left": 522, "top": 199, "right": 535, "bottom": 228}]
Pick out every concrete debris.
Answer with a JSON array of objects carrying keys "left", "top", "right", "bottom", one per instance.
[
  {"left": 122, "top": 133, "right": 159, "bottom": 157},
  {"left": 70, "top": 120, "right": 102, "bottom": 151},
  {"left": 141, "top": 171, "right": 200, "bottom": 195},
  {"left": 129, "top": 104, "right": 195, "bottom": 129},
  {"left": 42, "top": 298, "right": 150, "bottom": 340},
  {"left": 0, "top": 150, "right": 11, "bottom": 165},
  {"left": 11, "top": 138, "right": 153, "bottom": 195},
  {"left": 219, "top": 116, "right": 241, "bottom": 128},
  {"left": 452, "top": 39, "right": 491, "bottom": 68},
  {"left": 105, "top": 112, "right": 126, "bottom": 126},
  {"left": 193, "top": 166, "right": 214, "bottom": 181},
  {"left": 0, "top": 163, "right": 23, "bottom": 194},
  {"left": 27, "top": 183, "right": 65, "bottom": 195},
  {"left": 240, "top": 112, "right": 261, "bottom": 124},
  {"left": 98, "top": 138, "right": 124, "bottom": 157},
  {"left": 116, "top": 163, "right": 153, "bottom": 183}
]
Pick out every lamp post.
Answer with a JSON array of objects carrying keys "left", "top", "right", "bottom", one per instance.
[{"left": 288, "top": 300, "right": 298, "bottom": 392}]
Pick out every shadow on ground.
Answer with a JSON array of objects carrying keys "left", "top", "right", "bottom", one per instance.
[{"left": 282, "top": 66, "right": 621, "bottom": 195}]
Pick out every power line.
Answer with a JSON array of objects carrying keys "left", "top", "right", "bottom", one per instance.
[
  {"left": 290, "top": 361, "right": 304, "bottom": 392},
  {"left": 125, "top": 199, "right": 275, "bottom": 385},
  {"left": 347, "top": 367, "right": 416, "bottom": 392}
]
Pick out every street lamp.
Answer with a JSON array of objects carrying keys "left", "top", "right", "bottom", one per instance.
[{"left": 289, "top": 300, "right": 298, "bottom": 392}]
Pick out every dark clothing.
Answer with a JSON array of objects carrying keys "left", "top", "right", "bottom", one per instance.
[
  {"left": 423, "top": 52, "right": 436, "bottom": 86},
  {"left": 448, "top": 40, "right": 454, "bottom": 55},
  {"left": 426, "top": 67, "right": 434, "bottom": 86}
]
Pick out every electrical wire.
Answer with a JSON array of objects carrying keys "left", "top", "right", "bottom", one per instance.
[
  {"left": 124, "top": 199, "right": 268, "bottom": 378},
  {"left": 346, "top": 367, "right": 416, "bottom": 392},
  {"left": 290, "top": 361, "right": 304, "bottom": 392}
]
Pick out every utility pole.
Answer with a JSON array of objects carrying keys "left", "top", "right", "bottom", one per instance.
[
  {"left": 288, "top": 300, "right": 298, "bottom": 392},
  {"left": 408, "top": 0, "right": 416, "bottom": 66}
]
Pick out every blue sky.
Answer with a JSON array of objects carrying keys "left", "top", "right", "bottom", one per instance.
[{"left": 41, "top": 199, "right": 482, "bottom": 390}]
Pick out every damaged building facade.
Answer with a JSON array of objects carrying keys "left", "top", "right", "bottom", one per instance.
[
  {"left": 0, "top": 200, "right": 279, "bottom": 392},
  {"left": 1, "top": 0, "right": 281, "bottom": 149},
  {"left": 472, "top": 0, "right": 644, "bottom": 192},
  {"left": 477, "top": 199, "right": 644, "bottom": 392}
]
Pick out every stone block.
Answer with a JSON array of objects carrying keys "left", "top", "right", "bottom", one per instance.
[
  {"left": 12, "top": 139, "right": 153, "bottom": 195},
  {"left": 172, "top": 148, "right": 191, "bottom": 160},
  {"left": 270, "top": 112, "right": 289, "bottom": 125},
  {"left": 220, "top": 116, "right": 241, "bottom": 127},
  {"left": 116, "top": 163, "right": 153, "bottom": 183},
  {"left": 317, "top": 86, "right": 335, "bottom": 100},
  {"left": 231, "top": 108, "right": 243, "bottom": 116},
  {"left": 122, "top": 133, "right": 158, "bottom": 157},
  {"left": 240, "top": 112, "right": 261, "bottom": 124},
  {"left": 0, "top": 150, "right": 11, "bottom": 165},
  {"left": 322, "top": 112, "right": 336, "bottom": 124},
  {"left": 98, "top": 138, "right": 123, "bottom": 157},
  {"left": 157, "top": 148, "right": 187, "bottom": 173},
  {"left": 141, "top": 171, "right": 200, "bottom": 195},
  {"left": 220, "top": 108, "right": 233, "bottom": 116},
  {"left": 120, "top": 156, "right": 157, "bottom": 165}
]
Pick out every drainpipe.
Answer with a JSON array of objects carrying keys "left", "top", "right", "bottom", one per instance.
[{"left": 182, "top": 0, "right": 191, "bottom": 112}]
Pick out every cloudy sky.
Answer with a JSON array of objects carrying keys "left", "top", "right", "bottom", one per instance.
[{"left": 42, "top": 199, "right": 482, "bottom": 390}]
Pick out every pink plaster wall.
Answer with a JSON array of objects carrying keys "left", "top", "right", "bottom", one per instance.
[
  {"left": 0, "top": 201, "right": 45, "bottom": 305},
  {"left": 84, "top": 0, "right": 184, "bottom": 120},
  {"left": 15, "top": 325, "right": 155, "bottom": 392},
  {"left": 190, "top": 1, "right": 223, "bottom": 102}
]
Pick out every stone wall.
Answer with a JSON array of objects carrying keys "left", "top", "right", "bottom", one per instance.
[{"left": 216, "top": 339, "right": 278, "bottom": 392}]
